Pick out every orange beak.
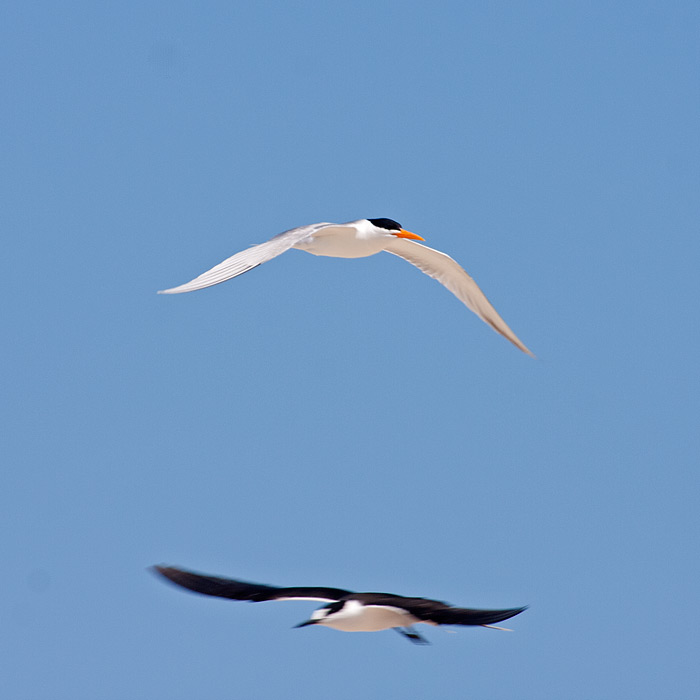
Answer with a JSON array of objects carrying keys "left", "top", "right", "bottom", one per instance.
[{"left": 392, "top": 229, "right": 425, "bottom": 241}]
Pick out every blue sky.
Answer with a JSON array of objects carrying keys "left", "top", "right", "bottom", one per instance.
[{"left": 2, "top": 1, "right": 699, "bottom": 698}]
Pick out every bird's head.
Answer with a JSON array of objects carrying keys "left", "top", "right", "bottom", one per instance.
[
  {"left": 294, "top": 600, "right": 346, "bottom": 628},
  {"left": 367, "top": 218, "right": 425, "bottom": 241}
]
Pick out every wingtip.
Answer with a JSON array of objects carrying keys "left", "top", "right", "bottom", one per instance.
[
  {"left": 487, "top": 605, "right": 529, "bottom": 625},
  {"left": 507, "top": 605, "right": 529, "bottom": 617},
  {"left": 151, "top": 565, "right": 184, "bottom": 583},
  {"left": 482, "top": 605, "right": 528, "bottom": 629},
  {"left": 511, "top": 338, "right": 535, "bottom": 357}
]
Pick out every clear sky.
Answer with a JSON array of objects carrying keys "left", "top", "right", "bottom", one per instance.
[{"left": 2, "top": 1, "right": 699, "bottom": 698}]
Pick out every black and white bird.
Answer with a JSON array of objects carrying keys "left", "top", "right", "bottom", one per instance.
[
  {"left": 152, "top": 565, "right": 527, "bottom": 645},
  {"left": 159, "top": 218, "right": 532, "bottom": 355}
]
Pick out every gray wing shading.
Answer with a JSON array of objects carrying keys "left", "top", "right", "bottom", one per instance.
[
  {"left": 383, "top": 239, "right": 533, "bottom": 356},
  {"left": 158, "top": 223, "right": 330, "bottom": 294},
  {"left": 152, "top": 565, "right": 352, "bottom": 603}
]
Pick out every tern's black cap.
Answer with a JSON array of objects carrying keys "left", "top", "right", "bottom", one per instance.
[{"left": 368, "top": 218, "right": 402, "bottom": 231}]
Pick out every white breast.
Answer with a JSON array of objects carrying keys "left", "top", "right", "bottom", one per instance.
[
  {"left": 321, "top": 601, "right": 420, "bottom": 632},
  {"left": 293, "top": 223, "right": 390, "bottom": 259}
]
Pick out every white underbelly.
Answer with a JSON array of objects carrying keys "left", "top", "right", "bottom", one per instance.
[
  {"left": 323, "top": 606, "right": 420, "bottom": 632},
  {"left": 293, "top": 227, "right": 388, "bottom": 259}
]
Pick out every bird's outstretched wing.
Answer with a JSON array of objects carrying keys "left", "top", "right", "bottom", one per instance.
[
  {"left": 158, "top": 223, "right": 331, "bottom": 294},
  {"left": 355, "top": 593, "right": 527, "bottom": 628},
  {"left": 421, "top": 605, "right": 528, "bottom": 627},
  {"left": 152, "top": 566, "right": 352, "bottom": 603},
  {"left": 383, "top": 239, "right": 533, "bottom": 355}
]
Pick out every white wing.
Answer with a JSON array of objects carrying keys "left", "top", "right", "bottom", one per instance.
[
  {"left": 158, "top": 223, "right": 331, "bottom": 294},
  {"left": 383, "top": 239, "right": 533, "bottom": 356}
]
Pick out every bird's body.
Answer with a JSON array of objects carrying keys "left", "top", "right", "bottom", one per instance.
[
  {"left": 293, "top": 220, "right": 393, "bottom": 258},
  {"left": 306, "top": 598, "right": 425, "bottom": 632},
  {"left": 152, "top": 565, "right": 527, "bottom": 644},
  {"left": 159, "top": 218, "right": 533, "bottom": 355}
]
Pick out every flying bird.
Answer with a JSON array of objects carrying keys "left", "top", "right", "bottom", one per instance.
[
  {"left": 159, "top": 218, "right": 533, "bottom": 355},
  {"left": 152, "top": 565, "right": 527, "bottom": 645}
]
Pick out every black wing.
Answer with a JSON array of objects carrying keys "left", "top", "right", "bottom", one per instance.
[
  {"left": 355, "top": 593, "right": 527, "bottom": 627},
  {"left": 152, "top": 566, "right": 352, "bottom": 602},
  {"left": 425, "top": 605, "right": 528, "bottom": 626}
]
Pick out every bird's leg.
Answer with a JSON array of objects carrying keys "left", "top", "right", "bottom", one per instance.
[{"left": 394, "top": 627, "right": 430, "bottom": 645}]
